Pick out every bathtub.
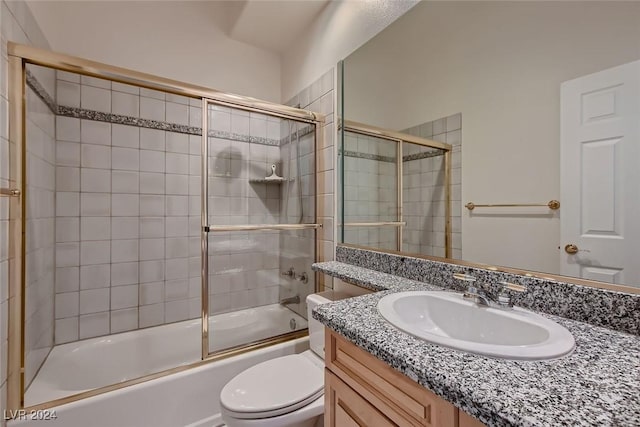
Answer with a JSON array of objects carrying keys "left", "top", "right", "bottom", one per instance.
[{"left": 17, "top": 303, "right": 308, "bottom": 425}]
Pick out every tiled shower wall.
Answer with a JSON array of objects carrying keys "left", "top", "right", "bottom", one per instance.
[
  {"left": 403, "top": 113, "right": 462, "bottom": 258},
  {"left": 402, "top": 144, "right": 447, "bottom": 256},
  {"left": 1, "top": 0, "right": 53, "bottom": 414},
  {"left": 342, "top": 132, "right": 397, "bottom": 249},
  {"left": 53, "top": 74, "right": 204, "bottom": 343},
  {"left": 51, "top": 72, "right": 311, "bottom": 342}
]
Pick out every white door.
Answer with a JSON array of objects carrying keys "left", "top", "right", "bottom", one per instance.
[{"left": 560, "top": 60, "right": 640, "bottom": 287}]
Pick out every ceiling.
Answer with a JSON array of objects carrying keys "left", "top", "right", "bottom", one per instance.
[{"left": 210, "top": 0, "right": 331, "bottom": 53}]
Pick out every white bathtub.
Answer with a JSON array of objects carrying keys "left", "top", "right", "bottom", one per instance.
[{"left": 23, "top": 304, "right": 308, "bottom": 412}]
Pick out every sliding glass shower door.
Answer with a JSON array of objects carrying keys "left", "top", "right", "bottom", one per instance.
[{"left": 202, "top": 99, "right": 320, "bottom": 357}]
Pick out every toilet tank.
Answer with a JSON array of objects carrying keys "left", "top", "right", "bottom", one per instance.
[{"left": 306, "top": 291, "right": 351, "bottom": 357}]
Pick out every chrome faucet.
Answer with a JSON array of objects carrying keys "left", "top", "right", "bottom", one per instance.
[
  {"left": 453, "top": 273, "right": 526, "bottom": 309},
  {"left": 281, "top": 267, "right": 296, "bottom": 278}
]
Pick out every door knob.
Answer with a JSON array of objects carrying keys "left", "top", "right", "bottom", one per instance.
[{"left": 564, "top": 244, "right": 579, "bottom": 254}]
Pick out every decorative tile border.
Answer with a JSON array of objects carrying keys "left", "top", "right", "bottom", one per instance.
[
  {"left": 335, "top": 246, "right": 640, "bottom": 335},
  {"left": 402, "top": 150, "right": 445, "bottom": 162},
  {"left": 57, "top": 105, "right": 201, "bottom": 135},
  {"left": 26, "top": 69, "right": 57, "bottom": 114},
  {"left": 338, "top": 149, "right": 445, "bottom": 163},
  {"left": 26, "top": 70, "right": 284, "bottom": 146},
  {"left": 210, "top": 130, "right": 280, "bottom": 146},
  {"left": 57, "top": 106, "right": 283, "bottom": 145},
  {"left": 340, "top": 149, "right": 396, "bottom": 163},
  {"left": 279, "top": 124, "right": 315, "bottom": 146}
]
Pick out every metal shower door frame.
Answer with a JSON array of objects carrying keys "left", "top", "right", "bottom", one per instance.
[{"left": 200, "top": 98, "right": 324, "bottom": 359}]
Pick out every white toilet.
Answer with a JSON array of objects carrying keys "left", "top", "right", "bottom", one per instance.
[{"left": 220, "top": 292, "right": 338, "bottom": 427}]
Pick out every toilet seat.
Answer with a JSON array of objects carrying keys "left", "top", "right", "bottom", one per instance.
[{"left": 220, "top": 353, "right": 324, "bottom": 420}]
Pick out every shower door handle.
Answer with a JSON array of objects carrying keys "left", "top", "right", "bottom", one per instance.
[{"left": 206, "top": 223, "right": 322, "bottom": 232}]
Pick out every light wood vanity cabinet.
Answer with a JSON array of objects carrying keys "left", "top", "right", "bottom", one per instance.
[{"left": 325, "top": 329, "right": 487, "bottom": 427}]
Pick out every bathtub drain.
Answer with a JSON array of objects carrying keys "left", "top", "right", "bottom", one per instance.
[{"left": 290, "top": 318, "right": 297, "bottom": 330}]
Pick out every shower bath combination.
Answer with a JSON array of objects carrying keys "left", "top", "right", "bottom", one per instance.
[{"left": 3, "top": 42, "right": 325, "bottom": 414}]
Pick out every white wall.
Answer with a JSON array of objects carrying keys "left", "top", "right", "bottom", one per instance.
[
  {"left": 26, "top": 0, "right": 417, "bottom": 105},
  {"left": 25, "top": 1, "right": 282, "bottom": 102},
  {"left": 281, "top": 0, "right": 417, "bottom": 102},
  {"left": 342, "top": 1, "right": 640, "bottom": 274}
]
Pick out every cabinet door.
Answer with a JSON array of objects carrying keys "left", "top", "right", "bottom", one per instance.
[
  {"left": 325, "top": 369, "right": 396, "bottom": 427},
  {"left": 326, "top": 329, "right": 458, "bottom": 427},
  {"left": 459, "top": 411, "right": 486, "bottom": 427}
]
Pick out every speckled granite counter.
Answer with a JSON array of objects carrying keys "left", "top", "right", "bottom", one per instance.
[{"left": 312, "top": 261, "right": 640, "bottom": 427}]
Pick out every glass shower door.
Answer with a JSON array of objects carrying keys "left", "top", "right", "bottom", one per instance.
[{"left": 202, "top": 99, "right": 319, "bottom": 357}]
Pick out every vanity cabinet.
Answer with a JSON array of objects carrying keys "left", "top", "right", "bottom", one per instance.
[{"left": 324, "top": 329, "right": 486, "bottom": 427}]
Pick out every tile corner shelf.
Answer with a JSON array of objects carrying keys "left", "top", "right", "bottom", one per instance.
[{"left": 249, "top": 178, "right": 293, "bottom": 184}]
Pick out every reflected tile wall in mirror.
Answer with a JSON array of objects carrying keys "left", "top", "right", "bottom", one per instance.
[
  {"left": 342, "top": 130, "right": 398, "bottom": 249},
  {"left": 402, "top": 114, "right": 461, "bottom": 258}
]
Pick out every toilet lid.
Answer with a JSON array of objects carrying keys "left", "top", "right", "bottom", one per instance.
[{"left": 220, "top": 354, "right": 324, "bottom": 419}]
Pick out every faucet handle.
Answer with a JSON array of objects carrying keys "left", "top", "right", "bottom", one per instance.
[
  {"left": 496, "top": 281, "right": 526, "bottom": 308},
  {"left": 499, "top": 281, "right": 526, "bottom": 292},
  {"left": 453, "top": 273, "right": 476, "bottom": 282},
  {"left": 455, "top": 273, "right": 482, "bottom": 300},
  {"left": 281, "top": 267, "right": 295, "bottom": 278}
]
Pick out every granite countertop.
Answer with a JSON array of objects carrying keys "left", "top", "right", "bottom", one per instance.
[{"left": 312, "top": 261, "right": 640, "bottom": 427}]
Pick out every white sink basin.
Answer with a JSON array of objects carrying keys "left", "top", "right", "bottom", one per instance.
[{"left": 377, "top": 291, "right": 575, "bottom": 360}]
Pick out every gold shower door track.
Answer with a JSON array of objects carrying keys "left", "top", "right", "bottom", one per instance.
[{"left": 6, "top": 42, "right": 325, "bottom": 412}]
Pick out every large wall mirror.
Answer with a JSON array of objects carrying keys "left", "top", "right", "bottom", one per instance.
[{"left": 338, "top": 1, "right": 640, "bottom": 289}]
